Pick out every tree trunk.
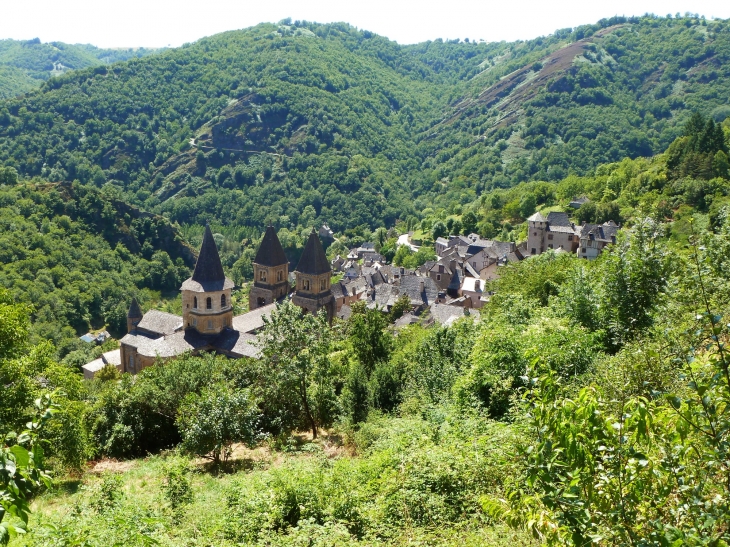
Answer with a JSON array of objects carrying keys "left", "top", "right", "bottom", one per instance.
[{"left": 300, "top": 381, "right": 317, "bottom": 439}]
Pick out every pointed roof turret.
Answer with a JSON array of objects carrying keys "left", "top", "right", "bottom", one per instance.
[
  {"left": 192, "top": 224, "right": 226, "bottom": 283},
  {"left": 527, "top": 211, "right": 546, "bottom": 223},
  {"left": 254, "top": 225, "right": 288, "bottom": 267},
  {"left": 295, "top": 229, "right": 331, "bottom": 275},
  {"left": 127, "top": 297, "right": 142, "bottom": 319},
  {"left": 181, "top": 224, "right": 234, "bottom": 292}
]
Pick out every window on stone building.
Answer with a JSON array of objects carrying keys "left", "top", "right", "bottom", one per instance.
[
  {"left": 320, "top": 279, "right": 326, "bottom": 291},
  {"left": 206, "top": 297, "right": 212, "bottom": 309},
  {"left": 260, "top": 269, "right": 267, "bottom": 282},
  {"left": 128, "top": 355, "right": 134, "bottom": 371},
  {"left": 277, "top": 270, "right": 283, "bottom": 282},
  {"left": 193, "top": 318, "right": 197, "bottom": 327},
  {"left": 436, "top": 274, "right": 441, "bottom": 281},
  {"left": 303, "top": 279, "right": 310, "bottom": 290},
  {"left": 221, "top": 294, "right": 226, "bottom": 308},
  {"left": 207, "top": 320, "right": 213, "bottom": 330},
  {"left": 193, "top": 297, "right": 198, "bottom": 309},
  {"left": 547, "top": 234, "right": 553, "bottom": 240},
  {"left": 531, "top": 248, "right": 536, "bottom": 255}
]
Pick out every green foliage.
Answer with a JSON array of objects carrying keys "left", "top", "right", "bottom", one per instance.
[
  {"left": 0, "top": 183, "right": 193, "bottom": 353},
  {"left": 86, "top": 352, "right": 228, "bottom": 458},
  {"left": 0, "top": 38, "right": 161, "bottom": 99},
  {"left": 177, "top": 385, "right": 260, "bottom": 464},
  {"left": 161, "top": 457, "right": 193, "bottom": 519},
  {"left": 392, "top": 244, "right": 436, "bottom": 269},
  {"left": 348, "top": 303, "right": 392, "bottom": 375},
  {"left": 0, "top": 394, "right": 56, "bottom": 545},
  {"left": 255, "top": 301, "right": 338, "bottom": 438}
]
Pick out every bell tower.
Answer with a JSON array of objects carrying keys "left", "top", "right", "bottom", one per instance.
[
  {"left": 180, "top": 225, "right": 234, "bottom": 335},
  {"left": 127, "top": 297, "right": 142, "bottom": 334},
  {"left": 292, "top": 229, "right": 335, "bottom": 322},
  {"left": 249, "top": 225, "right": 290, "bottom": 310}
]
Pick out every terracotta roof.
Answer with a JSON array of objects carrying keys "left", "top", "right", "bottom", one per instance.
[
  {"left": 191, "top": 225, "right": 226, "bottom": 284},
  {"left": 127, "top": 297, "right": 142, "bottom": 319},
  {"left": 296, "top": 229, "right": 331, "bottom": 275},
  {"left": 254, "top": 225, "right": 288, "bottom": 267}
]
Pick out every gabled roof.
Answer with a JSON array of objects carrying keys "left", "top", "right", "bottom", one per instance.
[
  {"left": 254, "top": 225, "right": 288, "bottom": 267},
  {"left": 192, "top": 225, "right": 226, "bottom": 284},
  {"left": 137, "top": 310, "right": 184, "bottom": 336},
  {"left": 127, "top": 297, "right": 142, "bottom": 319},
  {"left": 546, "top": 211, "right": 572, "bottom": 227},
  {"left": 296, "top": 229, "right": 331, "bottom": 275}
]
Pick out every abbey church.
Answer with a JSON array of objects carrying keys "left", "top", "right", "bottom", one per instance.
[{"left": 83, "top": 224, "right": 334, "bottom": 378}]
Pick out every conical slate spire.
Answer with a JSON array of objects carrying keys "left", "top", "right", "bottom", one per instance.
[
  {"left": 191, "top": 225, "right": 226, "bottom": 283},
  {"left": 127, "top": 297, "right": 142, "bottom": 319},
  {"left": 254, "top": 225, "right": 288, "bottom": 267},
  {"left": 295, "top": 229, "right": 331, "bottom": 275}
]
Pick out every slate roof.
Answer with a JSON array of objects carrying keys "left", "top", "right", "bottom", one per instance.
[
  {"left": 231, "top": 303, "right": 277, "bottom": 334},
  {"left": 548, "top": 225, "right": 578, "bottom": 234},
  {"left": 430, "top": 303, "right": 468, "bottom": 325},
  {"left": 570, "top": 196, "right": 590, "bottom": 208},
  {"left": 127, "top": 298, "right": 142, "bottom": 319},
  {"left": 527, "top": 212, "right": 546, "bottom": 222},
  {"left": 368, "top": 284, "right": 401, "bottom": 309},
  {"left": 398, "top": 276, "right": 439, "bottom": 306},
  {"left": 546, "top": 211, "right": 572, "bottom": 227},
  {"left": 580, "top": 221, "right": 620, "bottom": 242},
  {"left": 82, "top": 349, "right": 123, "bottom": 378},
  {"left": 296, "top": 230, "right": 331, "bottom": 275},
  {"left": 337, "top": 305, "right": 353, "bottom": 321},
  {"left": 254, "top": 225, "right": 288, "bottom": 267},
  {"left": 394, "top": 312, "right": 420, "bottom": 329},
  {"left": 136, "top": 310, "right": 184, "bottom": 336},
  {"left": 192, "top": 225, "right": 226, "bottom": 283},
  {"left": 182, "top": 225, "right": 235, "bottom": 292},
  {"left": 213, "top": 330, "right": 259, "bottom": 358},
  {"left": 121, "top": 326, "right": 261, "bottom": 359}
]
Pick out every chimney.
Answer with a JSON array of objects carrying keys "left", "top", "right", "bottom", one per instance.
[{"left": 419, "top": 280, "right": 425, "bottom": 293}]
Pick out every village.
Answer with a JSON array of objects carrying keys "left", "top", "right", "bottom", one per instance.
[{"left": 82, "top": 209, "right": 620, "bottom": 379}]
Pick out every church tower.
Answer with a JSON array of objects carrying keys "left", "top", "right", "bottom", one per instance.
[
  {"left": 249, "top": 225, "right": 290, "bottom": 310},
  {"left": 180, "top": 225, "right": 234, "bottom": 335},
  {"left": 292, "top": 229, "right": 335, "bottom": 322},
  {"left": 127, "top": 297, "right": 142, "bottom": 334}
]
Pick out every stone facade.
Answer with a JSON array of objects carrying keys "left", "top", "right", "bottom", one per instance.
[
  {"left": 249, "top": 264, "right": 289, "bottom": 308},
  {"left": 181, "top": 289, "right": 233, "bottom": 334}
]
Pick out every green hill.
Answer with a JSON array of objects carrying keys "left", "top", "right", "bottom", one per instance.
[
  {"left": 0, "top": 38, "right": 161, "bottom": 99},
  {"left": 1, "top": 16, "right": 728, "bottom": 237}
]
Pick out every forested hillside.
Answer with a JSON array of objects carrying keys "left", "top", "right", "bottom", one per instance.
[
  {"left": 3, "top": 14, "right": 730, "bottom": 547},
  {"left": 0, "top": 181, "right": 194, "bottom": 356},
  {"left": 0, "top": 38, "right": 160, "bottom": 99},
  {"left": 1, "top": 16, "right": 729, "bottom": 236}
]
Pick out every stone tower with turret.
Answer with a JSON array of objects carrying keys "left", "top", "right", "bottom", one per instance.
[
  {"left": 527, "top": 211, "right": 547, "bottom": 256},
  {"left": 180, "top": 225, "right": 234, "bottom": 334},
  {"left": 127, "top": 297, "right": 142, "bottom": 334},
  {"left": 249, "top": 225, "right": 290, "bottom": 310},
  {"left": 292, "top": 229, "right": 335, "bottom": 322}
]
